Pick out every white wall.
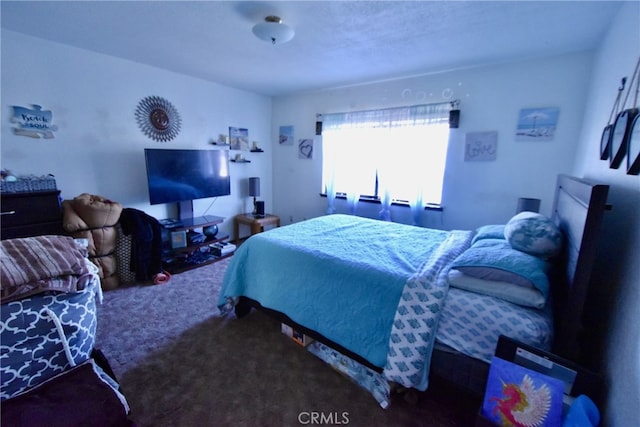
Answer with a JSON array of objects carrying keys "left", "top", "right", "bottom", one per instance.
[
  {"left": 573, "top": 2, "right": 640, "bottom": 425},
  {"left": 1, "top": 30, "right": 272, "bottom": 239},
  {"left": 271, "top": 52, "right": 594, "bottom": 230}
]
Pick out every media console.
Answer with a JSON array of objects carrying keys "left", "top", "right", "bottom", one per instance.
[{"left": 159, "top": 215, "right": 233, "bottom": 274}]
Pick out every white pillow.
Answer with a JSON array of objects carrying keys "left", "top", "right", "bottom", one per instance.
[
  {"left": 448, "top": 269, "right": 546, "bottom": 309},
  {"left": 504, "top": 212, "right": 562, "bottom": 258}
]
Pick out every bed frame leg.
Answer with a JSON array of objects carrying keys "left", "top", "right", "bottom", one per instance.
[{"left": 234, "top": 297, "right": 252, "bottom": 318}]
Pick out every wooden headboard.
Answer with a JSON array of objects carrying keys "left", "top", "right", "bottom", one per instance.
[{"left": 550, "top": 174, "right": 610, "bottom": 361}]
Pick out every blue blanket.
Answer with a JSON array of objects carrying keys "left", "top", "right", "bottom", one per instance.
[{"left": 218, "top": 214, "right": 461, "bottom": 370}]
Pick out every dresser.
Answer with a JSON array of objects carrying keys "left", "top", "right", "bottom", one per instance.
[{"left": 1, "top": 190, "right": 65, "bottom": 240}]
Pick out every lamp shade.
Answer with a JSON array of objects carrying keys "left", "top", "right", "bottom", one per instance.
[
  {"left": 249, "top": 177, "right": 260, "bottom": 197},
  {"left": 252, "top": 16, "right": 295, "bottom": 45},
  {"left": 516, "top": 197, "right": 541, "bottom": 213}
]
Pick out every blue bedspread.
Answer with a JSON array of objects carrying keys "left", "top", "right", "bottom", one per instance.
[{"left": 218, "top": 214, "right": 460, "bottom": 368}]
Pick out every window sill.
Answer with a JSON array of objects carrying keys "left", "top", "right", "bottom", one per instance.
[{"left": 319, "top": 193, "right": 443, "bottom": 211}]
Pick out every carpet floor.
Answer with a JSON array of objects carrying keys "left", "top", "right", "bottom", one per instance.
[{"left": 95, "top": 258, "right": 481, "bottom": 427}]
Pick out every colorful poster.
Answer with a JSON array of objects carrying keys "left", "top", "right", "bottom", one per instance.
[{"left": 482, "top": 357, "right": 564, "bottom": 427}]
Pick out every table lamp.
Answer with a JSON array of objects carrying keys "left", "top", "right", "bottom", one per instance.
[{"left": 249, "top": 177, "right": 260, "bottom": 215}]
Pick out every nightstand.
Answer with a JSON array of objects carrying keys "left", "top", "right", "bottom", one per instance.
[{"left": 234, "top": 213, "right": 280, "bottom": 242}]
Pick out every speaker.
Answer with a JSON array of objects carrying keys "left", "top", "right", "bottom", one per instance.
[{"left": 255, "top": 201, "right": 265, "bottom": 216}]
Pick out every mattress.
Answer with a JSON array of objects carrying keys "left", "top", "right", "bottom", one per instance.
[{"left": 436, "top": 287, "right": 553, "bottom": 363}]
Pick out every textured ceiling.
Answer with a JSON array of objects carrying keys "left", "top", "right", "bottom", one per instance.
[{"left": 1, "top": 1, "right": 624, "bottom": 96}]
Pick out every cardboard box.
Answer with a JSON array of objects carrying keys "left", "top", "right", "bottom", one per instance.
[{"left": 281, "top": 323, "right": 314, "bottom": 347}]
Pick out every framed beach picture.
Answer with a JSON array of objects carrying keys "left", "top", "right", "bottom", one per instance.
[
  {"left": 229, "top": 127, "right": 249, "bottom": 151},
  {"left": 279, "top": 125, "right": 294, "bottom": 145},
  {"left": 515, "top": 107, "right": 560, "bottom": 141}
]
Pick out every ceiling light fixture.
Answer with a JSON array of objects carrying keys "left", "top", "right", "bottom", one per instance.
[{"left": 252, "top": 15, "right": 294, "bottom": 45}]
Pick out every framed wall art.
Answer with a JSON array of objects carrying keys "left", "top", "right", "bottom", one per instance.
[
  {"left": 515, "top": 107, "right": 559, "bottom": 142},
  {"left": 10, "top": 104, "right": 58, "bottom": 139},
  {"left": 609, "top": 108, "right": 637, "bottom": 169},
  {"left": 626, "top": 113, "right": 640, "bottom": 175},
  {"left": 298, "top": 139, "right": 313, "bottom": 159},
  {"left": 600, "top": 125, "right": 613, "bottom": 160},
  {"left": 279, "top": 125, "right": 294, "bottom": 145},
  {"left": 611, "top": 57, "right": 640, "bottom": 169},
  {"left": 229, "top": 127, "right": 249, "bottom": 151},
  {"left": 465, "top": 131, "right": 498, "bottom": 161}
]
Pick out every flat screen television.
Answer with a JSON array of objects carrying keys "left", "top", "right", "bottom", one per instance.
[{"left": 144, "top": 148, "right": 231, "bottom": 206}]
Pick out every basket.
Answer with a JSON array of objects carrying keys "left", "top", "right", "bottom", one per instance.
[{"left": 0, "top": 175, "right": 57, "bottom": 193}]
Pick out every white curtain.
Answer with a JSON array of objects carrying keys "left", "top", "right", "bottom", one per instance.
[
  {"left": 325, "top": 171, "right": 336, "bottom": 214},
  {"left": 322, "top": 103, "right": 450, "bottom": 216},
  {"left": 379, "top": 187, "right": 392, "bottom": 221}
]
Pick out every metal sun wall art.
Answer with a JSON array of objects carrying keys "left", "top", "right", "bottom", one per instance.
[{"left": 135, "top": 96, "right": 182, "bottom": 142}]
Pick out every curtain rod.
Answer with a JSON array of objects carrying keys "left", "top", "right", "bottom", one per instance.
[{"left": 321, "top": 100, "right": 460, "bottom": 117}]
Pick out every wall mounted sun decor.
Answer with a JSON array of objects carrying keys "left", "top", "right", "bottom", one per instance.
[{"left": 135, "top": 96, "right": 181, "bottom": 142}]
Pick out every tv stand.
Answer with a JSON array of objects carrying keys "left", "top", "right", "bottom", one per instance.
[{"left": 160, "top": 215, "right": 232, "bottom": 274}]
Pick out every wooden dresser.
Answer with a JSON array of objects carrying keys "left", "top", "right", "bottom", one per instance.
[{"left": 1, "top": 190, "right": 65, "bottom": 240}]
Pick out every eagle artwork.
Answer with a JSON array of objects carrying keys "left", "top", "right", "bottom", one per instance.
[{"left": 482, "top": 357, "right": 563, "bottom": 427}]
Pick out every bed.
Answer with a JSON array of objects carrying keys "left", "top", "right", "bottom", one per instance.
[{"left": 217, "top": 174, "right": 610, "bottom": 406}]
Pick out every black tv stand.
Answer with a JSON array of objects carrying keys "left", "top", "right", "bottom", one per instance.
[{"left": 160, "top": 215, "right": 232, "bottom": 274}]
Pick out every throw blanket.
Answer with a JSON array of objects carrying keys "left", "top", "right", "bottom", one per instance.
[
  {"left": 0, "top": 235, "right": 91, "bottom": 303},
  {"left": 383, "top": 230, "right": 472, "bottom": 391}
]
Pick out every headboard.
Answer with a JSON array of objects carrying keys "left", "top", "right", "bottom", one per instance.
[{"left": 550, "top": 174, "right": 610, "bottom": 362}]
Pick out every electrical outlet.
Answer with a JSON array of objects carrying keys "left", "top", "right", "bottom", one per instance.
[{"left": 289, "top": 215, "right": 294, "bottom": 223}]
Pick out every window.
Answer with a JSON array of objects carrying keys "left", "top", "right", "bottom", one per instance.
[{"left": 322, "top": 103, "right": 451, "bottom": 214}]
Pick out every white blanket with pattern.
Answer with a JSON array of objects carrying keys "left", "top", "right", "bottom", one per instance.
[{"left": 383, "top": 230, "right": 472, "bottom": 390}]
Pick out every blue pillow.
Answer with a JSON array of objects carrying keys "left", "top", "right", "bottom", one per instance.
[
  {"left": 450, "top": 239, "right": 551, "bottom": 298},
  {"left": 504, "top": 212, "right": 563, "bottom": 258},
  {"left": 471, "top": 224, "right": 506, "bottom": 245}
]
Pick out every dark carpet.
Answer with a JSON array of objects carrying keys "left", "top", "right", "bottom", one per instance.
[{"left": 95, "top": 258, "right": 481, "bottom": 427}]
